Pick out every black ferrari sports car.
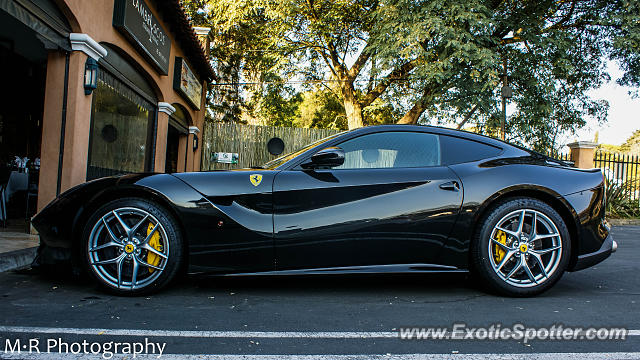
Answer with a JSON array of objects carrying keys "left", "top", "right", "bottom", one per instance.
[{"left": 32, "top": 125, "right": 616, "bottom": 296}]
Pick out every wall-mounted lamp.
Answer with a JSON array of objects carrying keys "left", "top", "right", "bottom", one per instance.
[
  {"left": 84, "top": 57, "right": 99, "bottom": 95},
  {"left": 189, "top": 126, "right": 200, "bottom": 152}
]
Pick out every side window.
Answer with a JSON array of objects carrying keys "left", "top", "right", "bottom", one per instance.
[
  {"left": 440, "top": 135, "right": 502, "bottom": 165},
  {"left": 333, "top": 132, "right": 441, "bottom": 169}
]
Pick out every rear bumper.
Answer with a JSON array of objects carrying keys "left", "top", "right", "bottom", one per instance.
[{"left": 569, "top": 233, "right": 616, "bottom": 272}]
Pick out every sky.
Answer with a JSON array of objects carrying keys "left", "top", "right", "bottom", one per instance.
[{"left": 573, "top": 62, "right": 640, "bottom": 146}]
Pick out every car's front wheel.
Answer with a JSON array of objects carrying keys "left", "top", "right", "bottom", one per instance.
[
  {"left": 82, "top": 198, "right": 183, "bottom": 295},
  {"left": 471, "top": 197, "right": 571, "bottom": 297}
]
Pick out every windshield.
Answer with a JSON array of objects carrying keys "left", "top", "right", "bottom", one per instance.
[{"left": 261, "top": 132, "right": 345, "bottom": 169}]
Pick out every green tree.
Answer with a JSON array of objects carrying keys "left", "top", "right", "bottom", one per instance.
[
  {"left": 181, "top": 0, "right": 286, "bottom": 124},
  {"left": 296, "top": 89, "right": 347, "bottom": 129},
  {"left": 248, "top": 73, "right": 303, "bottom": 127},
  {"left": 183, "top": 0, "right": 640, "bottom": 152},
  {"left": 621, "top": 130, "right": 640, "bottom": 153}
]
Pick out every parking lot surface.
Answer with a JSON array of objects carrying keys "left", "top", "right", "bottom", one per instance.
[{"left": 0, "top": 226, "right": 638, "bottom": 359}]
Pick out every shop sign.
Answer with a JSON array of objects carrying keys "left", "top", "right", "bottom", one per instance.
[
  {"left": 113, "top": 0, "right": 171, "bottom": 75},
  {"left": 173, "top": 57, "right": 202, "bottom": 110},
  {"left": 212, "top": 152, "right": 239, "bottom": 164}
]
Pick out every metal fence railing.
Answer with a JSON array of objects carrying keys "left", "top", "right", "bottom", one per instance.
[
  {"left": 555, "top": 152, "right": 572, "bottom": 164},
  {"left": 594, "top": 151, "right": 640, "bottom": 202},
  {"left": 551, "top": 151, "right": 639, "bottom": 202}
]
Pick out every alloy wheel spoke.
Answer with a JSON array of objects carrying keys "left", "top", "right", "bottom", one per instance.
[
  {"left": 102, "top": 218, "right": 121, "bottom": 243},
  {"left": 516, "top": 210, "right": 526, "bottom": 235},
  {"left": 495, "top": 226, "right": 518, "bottom": 239},
  {"left": 112, "top": 210, "right": 131, "bottom": 236},
  {"left": 136, "top": 256, "right": 164, "bottom": 271},
  {"left": 116, "top": 255, "right": 124, "bottom": 289},
  {"left": 530, "top": 245, "right": 561, "bottom": 256},
  {"left": 533, "top": 233, "right": 560, "bottom": 241},
  {"left": 491, "top": 237, "right": 511, "bottom": 251},
  {"left": 496, "top": 250, "right": 516, "bottom": 272},
  {"left": 92, "top": 253, "right": 125, "bottom": 265},
  {"left": 529, "top": 212, "right": 537, "bottom": 240},
  {"left": 89, "top": 241, "right": 123, "bottom": 252},
  {"left": 530, "top": 252, "right": 548, "bottom": 278},
  {"left": 522, "top": 256, "right": 538, "bottom": 284},
  {"left": 130, "top": 215, "right": 150, "bottom": 238},
  {"left": 504, "top": 258, "right": 522, "bottom": 280},
  {"left": 142, "top": 243, "right": 167, "bottom": 259},
  {"left": 142, "top": 223, "right": 160, "bottom": 244},
  {"left": 131, "top": 258, "right": 139, "bottom": 290}
]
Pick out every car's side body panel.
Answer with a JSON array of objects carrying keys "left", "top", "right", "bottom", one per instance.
[
  {"left": 272, "top": 166, "right": 463, "bottom": 270},
  {"left": 563, "top": 187, "right": 608, "bottom": 265},
  {"left": 171, "top": 171, "right": 278, "bottom": 273}
]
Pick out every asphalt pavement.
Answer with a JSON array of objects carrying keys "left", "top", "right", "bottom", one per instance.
[{"left": 0, "top": 226, "right": 638, "bottom": 359}]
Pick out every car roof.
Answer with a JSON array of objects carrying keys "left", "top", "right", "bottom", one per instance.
[
  {"left": 275, "top": 124, "right": 532, "bottom": 170},
  {"left": 344, "top": 124, "right": 518, "bottom": 150}
]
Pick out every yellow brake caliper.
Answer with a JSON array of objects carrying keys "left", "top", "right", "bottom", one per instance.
[
  {"left": 146, "top": 223, "right": 162, "bottom": 273},
  {"left": 494, "top": 230, "right": 507, "bottom": 262}
]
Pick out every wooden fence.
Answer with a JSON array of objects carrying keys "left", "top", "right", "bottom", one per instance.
[{"left": 201, "top": 122, "right": 340, "bottom": 170}]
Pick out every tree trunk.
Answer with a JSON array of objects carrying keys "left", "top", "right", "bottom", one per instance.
[
  {"left": 341, "top": 83, "right": 364, "bottom": 129},
  {"left": 456, "top": 105, "right": 478, "bottom": 129},
  {"left": 397, "top": 86, "right": 441, "bottom": 125},
  {"left": 397, "top": 101, "right": 428, "bottom": 124}
]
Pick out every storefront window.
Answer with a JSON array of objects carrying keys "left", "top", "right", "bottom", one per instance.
[{"left": 87, "top": 69, "right": 156, "bottom": 180}]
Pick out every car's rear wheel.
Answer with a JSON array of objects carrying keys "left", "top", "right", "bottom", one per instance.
[
  {"left": 82, "top": 198, "right": 183, "bottom": 295},
  {"left": 471, "top": 197, "right": 571, "bottom": 297}
]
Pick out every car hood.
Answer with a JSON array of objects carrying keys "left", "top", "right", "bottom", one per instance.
[{"left": 171, "top": 169, "right": 279, "bottom": 197}]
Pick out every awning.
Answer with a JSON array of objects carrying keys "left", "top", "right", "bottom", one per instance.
[{"left": 0, "top": 0, "right": 71, "bottom": 51}]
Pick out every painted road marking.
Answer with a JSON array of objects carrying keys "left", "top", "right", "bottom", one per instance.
[
  {"left": 0, "top": 326, "right": 638, "bottom": 338},
  {"left": 2, "top": 352, "right": 640, "bottom": 360}
]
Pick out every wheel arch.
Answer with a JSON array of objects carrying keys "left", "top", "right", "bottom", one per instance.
[
  {"left": 69, "top": 185, "right": 189, "bottom": 270},
  {"left": 470, "top": 186, "right": 580, "bottom": 270}
]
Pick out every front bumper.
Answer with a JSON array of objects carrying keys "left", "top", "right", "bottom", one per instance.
[{"left": 569, "top": 233, "right": 617, "bottom": 272}]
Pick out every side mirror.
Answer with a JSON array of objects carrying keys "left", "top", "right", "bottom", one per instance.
[{"left": 301, "top": 147, "right": 345, "bottom": 169}]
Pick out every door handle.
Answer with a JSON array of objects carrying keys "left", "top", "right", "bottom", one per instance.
[{"left": 439, "top": 181, "right": 460, "bottom": 192}]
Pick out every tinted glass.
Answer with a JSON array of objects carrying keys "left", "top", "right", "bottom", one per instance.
[
  {"left": 440, "top": 135, "right": 502, "bottom": 165},
  {"left": 334, "top": 132, "right": 441, "bottom": 169}
]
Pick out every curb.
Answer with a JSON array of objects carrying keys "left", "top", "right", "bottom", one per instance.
[{"left": 0, "top": 247, "right": 37, "bottom": 272}]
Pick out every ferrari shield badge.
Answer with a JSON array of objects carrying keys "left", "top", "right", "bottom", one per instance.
[{"left": 250, "top": 174, "right": 263, "bottom": 186}]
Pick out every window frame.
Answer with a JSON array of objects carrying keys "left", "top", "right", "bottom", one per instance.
[{"left": 290, "top": 130, "right": 443, "bottom": 171}]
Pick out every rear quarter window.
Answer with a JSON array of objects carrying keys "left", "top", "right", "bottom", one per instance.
[{"left": 440, "top": 135, "right": 502, "bottom": 165}]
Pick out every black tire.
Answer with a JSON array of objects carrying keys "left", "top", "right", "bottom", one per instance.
[
  {"left": 471, "top": 197, "right": 571, "bottom": 297},
  {"left": 82, "top": 197, "right": 183, "bottom": 295}
]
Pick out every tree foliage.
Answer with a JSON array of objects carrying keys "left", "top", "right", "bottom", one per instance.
[
  {"left": 182, "top": 0, "right": 640, "bottom": 152},
  {"left": 621, "top": 129, "right": 640, "bottom": 154}
]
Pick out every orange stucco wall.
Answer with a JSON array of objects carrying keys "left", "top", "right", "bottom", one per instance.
[{"left": 36, "top": 0, "right": 209, "bottom": 211}]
